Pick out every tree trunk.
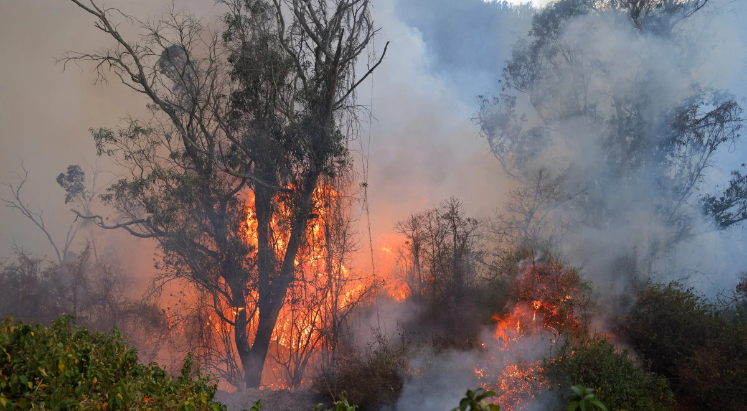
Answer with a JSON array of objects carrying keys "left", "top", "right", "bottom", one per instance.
[
  {"left": 239, "top": 173, "right": 320, "bottom": 388},
  {"left": 243, "top": 313, "right": 272, "bottom": 388},
  {"left": 239, "top": 183, "right": 274, "bottom": 388},
  {"left": 234, "top": 298, "right": 253, "bottom": 388}
]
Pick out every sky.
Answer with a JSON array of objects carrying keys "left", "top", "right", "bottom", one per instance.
[
  {"left": 0, "top": 0, "right": 227, "bottom": 281},
  {"left": 1, "top": 0, "right": 746, "bottom": 294}
]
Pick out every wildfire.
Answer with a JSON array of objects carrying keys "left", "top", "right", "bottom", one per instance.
[
  {"left": 194, "top": 183, "right": 376, "bottom": 388},
  {"left": 474, "top": 367, "right": 486, "bottom": 379},
  {"left": 476, "top": 259, "right": 588, "bottom": 411},
  {"left": 195, "top": 185, "right": 588, "bottom": 396},
  {"left": 165, "top": 310, "right": 175, "bottom": 329},
  {"left": 389, "top": 282, "right": 411, "bottom": 302}
]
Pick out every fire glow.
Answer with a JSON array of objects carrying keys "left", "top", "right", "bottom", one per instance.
[
  {"left": 187, "top": 183, "right": 587, "bottom": 397},
  {"left": 182, "top": 183, "right": 379, "bottom": 389},
  {"left": 476, "top": 260, "right": 588, "bottom": 411}
]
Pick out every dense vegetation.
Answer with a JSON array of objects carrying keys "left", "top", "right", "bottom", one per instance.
[
  {"left": 0, "top": 317, "right": 225, "bottom": 411},
  {"left": 622, "top": 282, "right": 747, "bottom": 411},
  {"left": 312, "top": 243, "right": 746, "bottom": 411},
  {"left": 546, "top": 337, "right": 674, "bottom": 411},
  {"left": 2, "top": 0, "right": 746, "bottom": 410},
  {"left": 314, "top": 332, "right": 410, "bottom": 411}
]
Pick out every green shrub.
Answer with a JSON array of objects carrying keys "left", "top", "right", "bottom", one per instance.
[
  {"left": 451, "top": 386, "right": 608, "bottom": 411},
  {"left": 314, "top": 395, "right": 357, "bottom": 411},
  {"left": 622, "top": 281, "right": 747, "bottom": 411},
  {"left": 545, "top": 337, "right": 674, "bottom": 411},
  {"left": 313, "top": 333, "right": 409, "bottom": 411},
  {"left": 0, "top": 316, "right": 225, "bottom": 411}
]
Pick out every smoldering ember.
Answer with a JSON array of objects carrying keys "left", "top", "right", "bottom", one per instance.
[{"left": 1, "top": 0, "right": 747, "bottom": 410}]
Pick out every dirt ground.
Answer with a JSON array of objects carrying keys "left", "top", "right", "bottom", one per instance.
[{"left": 216, "top": 388, "right": 330, "bottom": 411}]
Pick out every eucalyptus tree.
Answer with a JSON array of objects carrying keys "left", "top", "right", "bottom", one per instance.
[
  {"left": 477, "top": 0, "right": 744, "bottom": 271},
  {"left": 63, "top": 0, "right": 386, "bottom": 388}
]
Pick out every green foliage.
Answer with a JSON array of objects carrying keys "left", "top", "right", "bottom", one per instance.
[
  {"left": 0, "top": 316, "right": 226, "bottom": 411},
  {"left": 315, "top": 393, "right": 357, "bottom": 411},
  {"left": 566, "top": 386, "right": 606, "bottom": 411},
  {"left": 623, "top": 282, "right": 747, "bottom": 411},
  {"left": 702, "top": 167, "right": 747, "bottom": 228},
  {"left": 56, "top": 165, "right": 86, "bottom": 205},
  {"left": 450, "top": 386, "right": 610, "bottom": 411},
  {"left": 313, "top": 333, "right": 409, "bottom": 411},
  {"left": 623, "top": 282, "right": 713, "bottom": 377},
  {"left": 545, "top": 337, "right": 674, "bottom": 411},
  {"left": 451, "top": 388, "right": 500, "bottom": 411}
]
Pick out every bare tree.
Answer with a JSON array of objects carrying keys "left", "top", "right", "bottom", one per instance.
[
  {"left": 2, "top": 166, "right": 76, "bottom": 265},
  {"left": 2, "top": 163, "right": 105, "bottom": 264},
  {"left": 395, "top": 198, "right": 482, "bottom": 306},
  {"left": 489, "top": 169, "right": 583, "bottom": 252}
]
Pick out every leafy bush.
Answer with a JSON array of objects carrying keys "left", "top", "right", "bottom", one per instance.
[
  {"left": 450, "top": 388, "right": 501, "bottom": 411},
  {"left": 315, "top": 395, "right": 357, "bottom": 411},
  {"left": 566, "top": 386, "right": 606, "bottom": 411},
  {"left": 451, "top": 386, "right": 608, "bottom": 411},
  {"left": 545, "top": 337, "right": 674, "bottom": 411},
  {"left": 622, "top": 282, "right": 747, "bottom": 411},
  {"left": 313, "top": 333, "right": 409, "bottom": 411},
  {"left": 0, "top": 316, "right": 225, "bottom": 411}
]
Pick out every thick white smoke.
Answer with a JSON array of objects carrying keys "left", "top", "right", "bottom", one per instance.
[{"left": 350, "top": 0, "right": 747, "bottom": 410}]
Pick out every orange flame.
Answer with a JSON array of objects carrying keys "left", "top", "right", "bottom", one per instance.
[
  {"left": 477, "top": 260, "right": 587, "bottom": 411},
  {"left": 199, "top": 184, "right": 376, "bottom": 388}
]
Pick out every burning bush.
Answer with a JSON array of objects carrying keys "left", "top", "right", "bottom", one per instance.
[
  {"left": 622, "top": 282, "right": 747, "bottom": 411},
  {"left": 488, "top": 253, "right": 594, "bottom": 347},
  {"left": 474, "top": 253, "right": 595, "bottom": 411},
  {"left": 0, "top": 316, "right": 224, "bottom": 411},
  {"left": 545, "top": 337, "right": 674, "bottom": 411}
]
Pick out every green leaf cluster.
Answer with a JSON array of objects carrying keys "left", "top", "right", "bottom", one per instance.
[
  {"left": 314, "top": 393, "right": 357, "bottom": 411},
  {"left": 451, "top": 388, "right": 500, "bottom": 411},
  {"left": 566, "top": 386, "right": 606, "bottom": 411},
  {"left": 0, "top": 316, "right": 226, "bottom": 411}
]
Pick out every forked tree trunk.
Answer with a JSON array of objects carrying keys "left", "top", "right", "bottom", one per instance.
[{"left": 237, "top": 173, "right": 321, "bottom": 388}]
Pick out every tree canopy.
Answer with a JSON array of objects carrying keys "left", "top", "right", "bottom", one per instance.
[
  {"left": 478, "top": 0, "right": 745, "bottom": 272},
  {"left": 63, "top": 0, "right": 386, "bottom": 388}
]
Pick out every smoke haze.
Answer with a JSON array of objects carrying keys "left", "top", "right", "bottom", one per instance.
[
  {"left": 0, "top": 0, "right": 533, "bottom": 286},
  {"left": 2, "top": 0, "right": 747, "bottom": 408}
]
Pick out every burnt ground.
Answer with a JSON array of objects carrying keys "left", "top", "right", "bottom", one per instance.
[{"left": 216, "top": 388, "right": 330, "bottom": 411}]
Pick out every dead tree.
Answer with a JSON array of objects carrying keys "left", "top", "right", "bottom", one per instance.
[{"left": 2, "top": 163, "right": 104, "bottom": 264}]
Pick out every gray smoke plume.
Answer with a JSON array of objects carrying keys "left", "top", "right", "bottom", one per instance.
[
  {"left": 2, "top": 0, "right": 746, "bottom": 409},
  {"left": 353, "top": 0, "right": 747, "bottom": 410}
]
